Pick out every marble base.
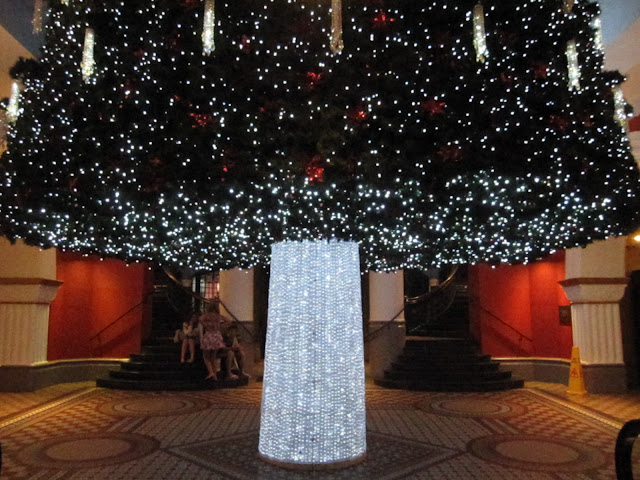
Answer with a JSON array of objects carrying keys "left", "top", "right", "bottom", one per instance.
[
  {"left": 0, "top": 359, "right": 121, "bottom": 392},
  {"left": 497, "top": 358, "right": 629, "bottom": 393}
]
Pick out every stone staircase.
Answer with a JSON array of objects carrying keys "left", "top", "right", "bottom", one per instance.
[
  {"left": 96, "top": 269, "right": 248, "bottom": 390},
  {"left": 374, "top": 337, "right": 524, "bottom": 392},
  {"left": 96, "top": 340, "right": 248, "bottom": 390}
]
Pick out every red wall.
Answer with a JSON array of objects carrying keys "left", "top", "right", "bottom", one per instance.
[
  {"left": 468, "top": 251, "right": 572, "bottom": 359},
  {"left": 48, "top": 252, "right": 153, "bottom": 360}
]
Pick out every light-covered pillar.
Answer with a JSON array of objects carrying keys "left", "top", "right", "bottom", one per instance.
[
  {"left": 0, "top": 238, "right": 61, "bottom": 365},
  {"left": 219, "top": 267, "right": 255, "bottom": 376},
  {"left": 259, "top": 241, "right": 366, "bottom": 468},
  {"left": 367, "top": 270, "right": 406, "bottom": 380},
  {"left": 560, "top": 237, "right": 628, "bottom": 392}
]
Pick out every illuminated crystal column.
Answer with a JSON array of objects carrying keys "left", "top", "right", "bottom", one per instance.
[{"left": 259, "top": 241, "right": 366, "bottom": 468}]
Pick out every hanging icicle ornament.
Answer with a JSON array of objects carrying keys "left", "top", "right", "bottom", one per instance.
[
  {"left": 591, "top": 16, "right": 604, "bottom": 54},
  {"left": 7, "top": 80, "right": 21, "bottom": 123},
  {"left": 330, "top": 0, "right": 344, "bottom": 54},
  {"left": 81, "top": 28, "right": 96, "bottom": 82},
  {"left": 33, "top": 0, "right": 44, "bottom": 33},
  {"left": 472, "top": 4, "right": 488, "bottom": 63},
  {"left": 613, "top": 86, "right": 628, "bottom": 129},
  {"left": 563, "top": 0, "right": 575, "bottom": 14},
  {"left": 202, "top": 0, "right": 215, "bottom": 55},
  {"left": 566, "top": 39, "right": 580, "bottom": 91}
]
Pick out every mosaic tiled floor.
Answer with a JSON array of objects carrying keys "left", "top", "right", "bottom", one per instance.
[{"left": 0, "top": 383, "right": 638, "bottom": 479}]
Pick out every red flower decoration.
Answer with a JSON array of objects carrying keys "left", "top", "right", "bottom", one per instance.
[
  {"left": 580, "top": 115, "right": 594, "bottom": 128},
  {"left": 181, "top": 0, "right": 200, "bottom": 10},
  {"left": 239, "top": 35, "right": 252, "bottom": 53},
  {"left": 189, "top": 112, "right": 215, "bottom": 128},
  {"left": 149, "top": 156, "right": 164, "bottom": 168},
  {"left": 305, "top": 155, "right": 325, "bottom": 183},
  {"left": 500, "top": 71, "right": 514, "bottom": 89},
  {"left": 532, "top": 61, "right": 548, "bottom": 79},
  {"left": 420, "top": 98, "right": 446, "bottom": 116},
  {"left": 549, "top": 115, "right": 570, "bottom": 132},
  {"left": 347, "top": 106, "right": 368, "bottom": 125},
  {"left": 373, "top": 10, "right": 395, "bottom": 29},
  {"left": 437, "top": 145, "right": 462, "bottom": 162},
  {"left": 306, "top": 72, "right": 323, "bottom": 89}
]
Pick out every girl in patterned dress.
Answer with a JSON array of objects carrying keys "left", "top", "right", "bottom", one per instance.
[{"left": 199, "top": 303, "right": 228, "bottom": 380}]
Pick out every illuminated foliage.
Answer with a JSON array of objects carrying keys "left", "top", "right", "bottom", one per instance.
[{"left": 0, "top": 0, "right": 637, "bottom": 271}]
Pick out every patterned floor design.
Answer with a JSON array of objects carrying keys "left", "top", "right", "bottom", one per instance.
[{"left": 0, "top": 382, "right": 638, "bottom": 479}]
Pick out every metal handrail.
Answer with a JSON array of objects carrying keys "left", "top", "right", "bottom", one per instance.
[
  {"left": 468, "top": 294, "right": 535, "bottom": 353},
  {"left": 89, "top": 289, "right": 155, "bottom": 356},
  {"left": 404, "top": 265, "right": 459, "bottom": 304},
  {"left": 364, "top": 307, "right": 405, "bottom": 342}
]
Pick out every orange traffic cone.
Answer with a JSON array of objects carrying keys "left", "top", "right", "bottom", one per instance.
[{"left": 567, "top": 346, "right": 587, "bottom": 395}]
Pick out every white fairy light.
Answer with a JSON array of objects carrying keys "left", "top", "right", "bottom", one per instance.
[
  {"left": 566, "top": 39, "right": 580, "bottom": 91},
  {"left": 472, "top": 4, "right": 488, "bottom": 63},
  {"left": 202, "top": 0, "right": 215, "bottom": 55},
  {"left": 330, "top": 0, "right": 344, "bottom": 54},
  {"left": 7, "top": 80, "right": 21, "bottom": 123},
  {"left": 81, "top": 28, "right": 96, "bottom": 82},
  {"left": 259, "top": 241, "right": 366, "bottom": 467},
  {"left": 613, "top": 86, "right": 628, "bottom": 129}
]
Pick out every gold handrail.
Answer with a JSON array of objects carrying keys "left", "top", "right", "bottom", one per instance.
[{"left": 404, "top": 265, "right": 459, "bottom": 304}]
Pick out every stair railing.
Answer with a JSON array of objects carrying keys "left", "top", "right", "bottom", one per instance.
[
  {"left": 161, "top": 267, "right": 258, "bottom": 342},
  {"left": 468, "top": 294, "right": 535, "bottom": 355},
  {"left": 89, "top": 288, "right": 156, "bottom": 357},
  {"left": 363, "top": 306, "right": 405, "bottom": 343},
  {"left": 405, "top": 266, "right": 459, "bottom": 305},
  {"left": 405, "top": 267, "right": 462, "bottom": 335}
]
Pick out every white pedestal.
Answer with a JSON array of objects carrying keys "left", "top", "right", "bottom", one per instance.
[
  {"left": 561, "top": 238, "right": 629, "bottom": 392},
  {"left": 367, "top": 270, "right": 406, "bottom": 380},
  {"left": 0, "top": 239, "right": 60, "bottom": 366}
]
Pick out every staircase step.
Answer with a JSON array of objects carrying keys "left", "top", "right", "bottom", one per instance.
[
  {"left": 110, "top": 366, "right": 207, "bottom": 381},
  {"left": 396, "top": 353, "right": 492, "bottom": 364},
  {"left": 130, "top": 352, "right": 181, "bottom": 362},
  {"left": 96, "top": 374, "right": 249, "bottom": 391},
  {"left": 374, "top": 377, "right": 525, "bottom": 392},
  {"left": 120, "top": 360, "right": 186, "bottom": 372},
  {"left": 383, "top": 369, "right": 513, "bottom": 382},
  {"left": 390, "top": 360, "right": 500, "bottom": 373},
  {"left": 141, "top": 344, "right": 182, "bottom": 355}
]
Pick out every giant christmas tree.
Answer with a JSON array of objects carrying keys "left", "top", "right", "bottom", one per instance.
[
  {"left": 1, "top": 0, "right": 637, "bottom": 271},
  {"left": 2, "top": 0, "right": 639, "bottom": 467}
]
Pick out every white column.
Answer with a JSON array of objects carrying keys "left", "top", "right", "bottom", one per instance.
[
  {"left": 219, "top": 267, "right": 255, "bottom": 375},
  {"left": 219, "top": 267, "right": 254, "bottom": 322},
  {"left": 560, "top": 237, "right": 628, "bottom": 392},
  {"left": 367, "top": 270, "right": 405, "bottom": 380},
  {"left": 259, "top": 241, "right": 366, "bottom": 468},
  {"left": 0, "top": 238, "right": 60, "bottom": 365}
]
